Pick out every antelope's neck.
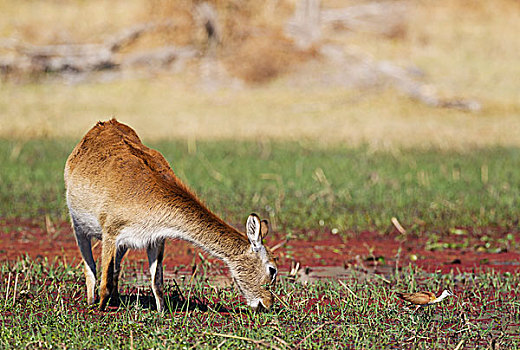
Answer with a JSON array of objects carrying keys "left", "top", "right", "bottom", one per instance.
[{"left": 162, "top": 205, "right": 250, "bottom": 264}]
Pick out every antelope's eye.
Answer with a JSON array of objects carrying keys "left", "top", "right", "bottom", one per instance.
[{"left": 268, "top": 266, "right": 277, "bottom": 281}]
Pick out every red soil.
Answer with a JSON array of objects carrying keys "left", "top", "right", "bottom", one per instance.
[{"left": 1, "top": 218, "right": 519, "bottom": 274}]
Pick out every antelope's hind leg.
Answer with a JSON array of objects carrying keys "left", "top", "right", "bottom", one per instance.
[
  {"left": 71, "top": 215, "right": 97, "bottom": 306},
  {"left": 147, "top": 239, "right": 165, "bottom": 312}
]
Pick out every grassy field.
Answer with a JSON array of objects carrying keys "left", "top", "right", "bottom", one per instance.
[
  {"left": 1, "top": 139, "right": 518, "bottom": 348},
  {"left": 1, "top": 0, "right": 519, "bottom": 348},
  {"left": 1, "top": 138, "right": 519, "bottom": 234},
  {"left": 0, "top": 256, "right": 518, "bottom": 349}
]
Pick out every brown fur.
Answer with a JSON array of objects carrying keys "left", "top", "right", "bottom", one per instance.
[{"left": 64, "top": 119, "right": 277, "bottom": 311}]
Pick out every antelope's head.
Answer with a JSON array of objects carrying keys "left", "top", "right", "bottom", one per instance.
[{"left": 231, "top": 214, "right": 278, "bottom": 311}]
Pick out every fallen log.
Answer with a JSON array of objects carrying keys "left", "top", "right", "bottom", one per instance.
[
  {"left": 121, "top": 46, "right": 198, "bottom": 68},
  {"left": 0, "top": 21, "right": 178, "bottom": 74}
]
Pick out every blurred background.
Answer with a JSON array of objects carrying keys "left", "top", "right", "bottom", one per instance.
[{"left": 0, "top": 0, "right": 519, "bottom": 149}]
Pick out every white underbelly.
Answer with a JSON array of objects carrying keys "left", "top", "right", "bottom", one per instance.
[
  {"left": 116, "top": 226, "right": 184, "bottom": 250},
  {"left": 68, "top": 207, "right": 103, "bottom": 240}
]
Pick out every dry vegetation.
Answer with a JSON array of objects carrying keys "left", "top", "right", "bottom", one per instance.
[
  {"left": 144, "top": 0, "right": 309, "bottom": 82},
  {"left": 0, "top": 0, "right": 519, "bottom": 149},
  {"left": 0, "top": 0, "right": 311, "bottom": 83}
]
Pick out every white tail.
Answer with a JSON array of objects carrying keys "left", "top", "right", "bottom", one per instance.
[{"left": 64, "top": 119, "right": 277, "bottom": 311}]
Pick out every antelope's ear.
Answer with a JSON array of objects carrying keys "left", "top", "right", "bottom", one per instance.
[
  {"left": 260, "top": 219, "right": 269, "bottom": 238},
  {"left": 246, "top": 213, "right": 263, "bottom": 251}
]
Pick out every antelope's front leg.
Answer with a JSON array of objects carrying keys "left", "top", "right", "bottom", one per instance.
[
  {"left": 99, "top": 238, "right": 117, "bottom": 310},
  {"left": 112, "top": 246, "right": 128, "bottom": 305},
  {"left": 147, "top": 240, "right": 165, "bottom": 312}
]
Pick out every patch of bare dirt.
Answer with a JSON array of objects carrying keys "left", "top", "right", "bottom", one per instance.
[{"left": 1, "top": 218, "right": 518, "bottom": 275}]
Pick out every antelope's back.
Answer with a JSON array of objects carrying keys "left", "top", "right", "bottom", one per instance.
[{"left": 64, "top": 119, "right": 186, "bottom": 216}]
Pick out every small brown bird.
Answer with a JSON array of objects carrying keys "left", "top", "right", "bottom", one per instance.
[{"left": 396, "top": 289, "right": 454, "bottom": 312}]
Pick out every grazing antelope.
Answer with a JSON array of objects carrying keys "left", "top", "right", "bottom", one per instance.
[
  {"left": 64, "top": 119, "right": 278, "bottom": 312},
  {"left": 396, "top": 290, "right": 454, "bottom": 312}
]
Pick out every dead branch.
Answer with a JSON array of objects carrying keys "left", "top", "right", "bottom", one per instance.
[
  {"left": 376, "top": 59, "right": 481, "bottom": 111},
  {"left": 286, "top": 0, "right": 481, "bottom": 110},
  {"left": 0, "top": 21, "right": 180, "bottom": 75},
  {"left": 107, "top": 21, "right": 175, "bottom": 53},
  {"left": 291, "top": 43, "right": 481, "bottom": 111},
  {"left": 121, "top": 46, "right": 198, "bottom": 68}
]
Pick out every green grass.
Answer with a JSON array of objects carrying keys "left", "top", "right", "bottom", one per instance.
[
  {"left": 0, "top": 256, "right": 518, "bottom": 349},
  {"left": 1, "top": 139, "right": 519, "bottom": 348},
  {"left": 1, "top": 138, "right": 519, "bottom": 233}
]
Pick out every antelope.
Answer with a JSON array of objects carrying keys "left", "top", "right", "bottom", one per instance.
[{"left": 64, "top": 119, "right": 278, "bottom": 312}]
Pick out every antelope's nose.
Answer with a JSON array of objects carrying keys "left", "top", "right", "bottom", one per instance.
[{"left": 261, "top": 293, "right": 274, "bottom": 310}]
